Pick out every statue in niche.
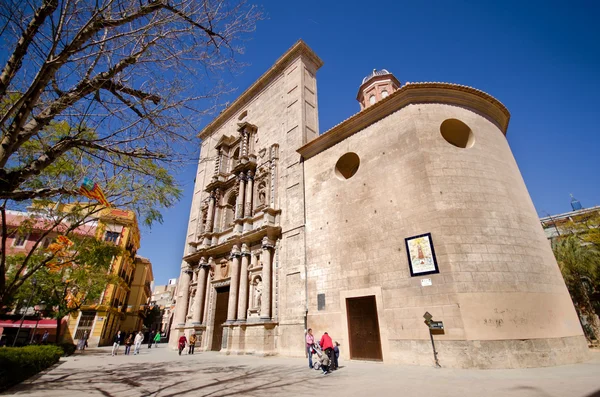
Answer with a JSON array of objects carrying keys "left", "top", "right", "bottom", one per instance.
[
  {"left": 257, "top": 181, "right": 267, "bottom": 206},
  {"left": 209, "top": 265, "right": 215, "bottom": 280},
  {"left": 253, "top": 278, "right": 263, "bottom": 310},
  {"left": 219, "top": 260, "right": 229, "bottom": 278},
  {"left": 189, "top": 292, "right": 196, "bottom": 315}
]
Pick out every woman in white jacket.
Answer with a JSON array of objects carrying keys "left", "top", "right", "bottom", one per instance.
[{"left": 133, "top": 331, "right": 144, "bottom": 355}]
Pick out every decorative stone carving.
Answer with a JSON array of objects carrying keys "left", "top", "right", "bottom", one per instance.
[
  {"left": 257, "top": 181, "right": 267, "bottom": 207},
  {"left": 208, "top": 257, "right": 215, "bottom": 280},
  {"left": 253, "top": 278, "right": 263, "bottom": 310},
  {"left": 219, "top": 259, "right": 229, "bottom": 278},
  {"left": 269, "top": 144, "right": 279, "bottom": 208},
  {"left": 189, "top": 290, "right": 197, "bottom": 316}
]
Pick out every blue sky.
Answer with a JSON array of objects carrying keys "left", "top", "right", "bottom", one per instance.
[{"left": 139, "top": 0, "right": 600, "bottom": 284}]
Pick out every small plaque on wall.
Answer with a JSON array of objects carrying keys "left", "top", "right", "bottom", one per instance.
[
  {"left": 405, "top": 232, "right": 439, "bottom": 277},
  {"left": 317, "top": 293, "right": 326, "bottom": 311}
]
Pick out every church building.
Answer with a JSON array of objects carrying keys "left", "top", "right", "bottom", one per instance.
[{"left": 170, "top": 40, "right": 588, "bottom": 368}]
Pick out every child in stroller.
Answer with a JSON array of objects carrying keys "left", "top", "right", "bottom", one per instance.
[{"left": 310, "top": 343, "right": 330, "bottom": 374}]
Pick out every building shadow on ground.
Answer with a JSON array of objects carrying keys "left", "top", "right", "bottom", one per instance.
[{"left": 3, "top": 356, "right": 323, "bottom": 397}]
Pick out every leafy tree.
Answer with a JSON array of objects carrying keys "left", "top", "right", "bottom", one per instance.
[
  {"left": 563, "top": 212, "right": 600, "bottom": 250},
  {"left": 143, "top": 305, "right": 162, "bottom": 330},
  {"left": 0, "top": 0, "right": 261, "bottom": 305},
  {"left": 9, "top": 233, "right": 121, "bottom": 340},
  {"left": 552, "top": 235, "right": 600, "bottom": 342}
]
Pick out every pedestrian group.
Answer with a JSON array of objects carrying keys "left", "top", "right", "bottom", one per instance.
[{"left": 306, "top": 328, "right": 340, "bottom": 375}]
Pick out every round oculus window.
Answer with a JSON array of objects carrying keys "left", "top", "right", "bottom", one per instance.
[
  {"left": 334, "top": 152, "right": 360, "bottom": 180},
  {"left": 440, "top": 118, "right": 474, "bottom": 149}
]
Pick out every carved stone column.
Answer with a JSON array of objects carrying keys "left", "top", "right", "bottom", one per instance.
[
  {"left": 244, "top": 170, "right": 254, "bottom": 218},
  {"left": 192, "top": 258, "right": 208, "bottom": 325},
  {"left": 174, "top": 266, "right": 192, "bottom": 326},
  {"left": 269, "top": 145, "right": 279, "bottom": 208},
  {"left": 205, "top": 192, "right": 216, "bottom": 233},
  {"left": 237, "top": 244, "right": 250, "bottom": 321},
  {"left": 235, "top": 173, "right": 245, "bottom": 219},
  {"left": 226, "top": 245, "right": 241, "bottom": 322},
  {"left": 211, "top": 189, "right": 221, "bottom": 233},
  {"left": 203, "top": 257, "right": 215, "bottom": 324},
  {"left": 260, "top": 238, "right": 274, "bottom": 319}
]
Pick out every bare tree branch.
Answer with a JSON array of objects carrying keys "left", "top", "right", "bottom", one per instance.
[{"left": 0, "top": 0, "right": 59, "bottom": 99}]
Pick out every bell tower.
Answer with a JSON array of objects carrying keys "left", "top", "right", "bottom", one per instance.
[{"left": 357, "top": 69, "right": 401, "bottom": 110}]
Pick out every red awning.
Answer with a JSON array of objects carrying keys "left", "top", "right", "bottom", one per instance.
[{"left": 0, "top": 319, "right": 58, "bottom": 329}]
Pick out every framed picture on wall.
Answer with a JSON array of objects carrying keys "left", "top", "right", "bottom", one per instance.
[{"left": 405, "top": 233, "right": 439, "bottom": 277}]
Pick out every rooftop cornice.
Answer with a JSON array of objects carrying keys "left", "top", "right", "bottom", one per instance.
[
  {"left": 298, "top": 81, "right": 511, "bottom": 160},
  {"left": 198, "top": 40, "right": 324, "bottom": 140}
]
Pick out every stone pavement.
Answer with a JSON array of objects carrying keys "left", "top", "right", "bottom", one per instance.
[{"left": 3, "top": 346, "right": 600, "bottom": 397}]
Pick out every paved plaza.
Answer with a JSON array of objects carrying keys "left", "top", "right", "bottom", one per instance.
[{"left": 3, "top": 347, "right": 600, "bottom": 397}]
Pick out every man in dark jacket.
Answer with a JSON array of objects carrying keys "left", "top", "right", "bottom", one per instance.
[
  {"left": 148, "top": 331, "right": 155, "bottom": 348},
  {"left": 111, "top": 330, "right": 121, "bottom": 356}
]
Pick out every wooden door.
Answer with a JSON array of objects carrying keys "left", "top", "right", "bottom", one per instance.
[
  {"left": 211, "top": 287, "right": 229, "bottom": 351},
  {"left": 346, "top": 295, "right": 383, "bottom": 361}
]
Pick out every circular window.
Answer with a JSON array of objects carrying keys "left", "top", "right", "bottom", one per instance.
[
  {"left": 381, "top": 90, "right": 388, "bottom": 98},
  {"left": 440, "top": 119, "right": 474, "bottom": 148},
  {"left": 369, "top": 95, "right": 376, "bottom": 105},
  {"left": 335, "top": 152, "right": 360, "bottom": 180}
]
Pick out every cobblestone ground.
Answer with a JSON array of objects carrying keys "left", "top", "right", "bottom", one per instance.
[{"left": 3, "top": 347, "right": 600, "bottom": 397}]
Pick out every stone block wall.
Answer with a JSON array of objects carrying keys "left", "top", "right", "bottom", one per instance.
[{"left": 302, "top": 102, "right": 587, "bottom": 368}]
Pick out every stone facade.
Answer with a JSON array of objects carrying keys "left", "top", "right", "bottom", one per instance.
[
  {"left": 171, "top": 40, "right": 589, "bottom": 368},
  {"left": 170, "top": 40, "right": 320, "bottom": 356}
]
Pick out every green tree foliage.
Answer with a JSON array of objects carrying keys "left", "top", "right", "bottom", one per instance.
[
  {"left": 143, "top": 305, "right": 162, "bottom": 330},
  {"left": 8, "top": 230, "right": 121, "bottom": 339},
  {"left": 552, "top": 235, "right": 600, "bottom": 342}
]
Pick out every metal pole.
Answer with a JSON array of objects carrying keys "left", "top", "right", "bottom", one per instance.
[
  {"left": 429, "top": 328, "right": 441, "bottom": 368},
  {"left": 30, "top": 311, "right": 40, "bottom": 344},
  {"left": 13, "top": 279, "right": 37, "bottom": 347}
]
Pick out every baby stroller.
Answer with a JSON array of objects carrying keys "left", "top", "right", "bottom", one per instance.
[{"left": 310, "top": 343, "right": 329, "bottom": 371}]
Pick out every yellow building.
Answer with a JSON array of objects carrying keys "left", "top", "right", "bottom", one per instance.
[
  {"left": 121, "top": 256, "right": 154, "bottom": 332},
  {"left": 66, "top": 208, "right": 152, "bottom": 347}
]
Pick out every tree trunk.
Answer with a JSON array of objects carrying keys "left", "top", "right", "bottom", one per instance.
[{"left": 55, "top": 316, "right": 62, "bottom": 343}]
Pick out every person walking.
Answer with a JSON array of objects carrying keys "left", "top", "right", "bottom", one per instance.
[
  {"left": 133, "top": 331, "right": 144, "bottom": 355},
  {"left": 188, "top": 333, "right": 197, "bottom": 355},
  {"left": 77, "top": 330, "right": 89, "bottom": 351},
  {"left": 111, "top": 330, "right": 122, "bottom": 356},
  {"left": 306, "top": 328, "right": 315, "bottom": 369},
  {"left": 333, "top": 341, "right": 340, "bottom": 370},
  {"left": 148, "top": 331, "right": 154, "bottom": 348},
  {"left": 178, "top": 334, "right": 187, "bottom": 356},
  {"left": 319, "top": 332, "right": 334, "bottom": 371},
  {"left": 41, "top": 330, "right": 49, "bottom": 344},
  {"left": 124, "top": 333, "right": 134, "bottom": 355},
  {"left": 153, "top": 331, "right": 161, "bottom": 347}
]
